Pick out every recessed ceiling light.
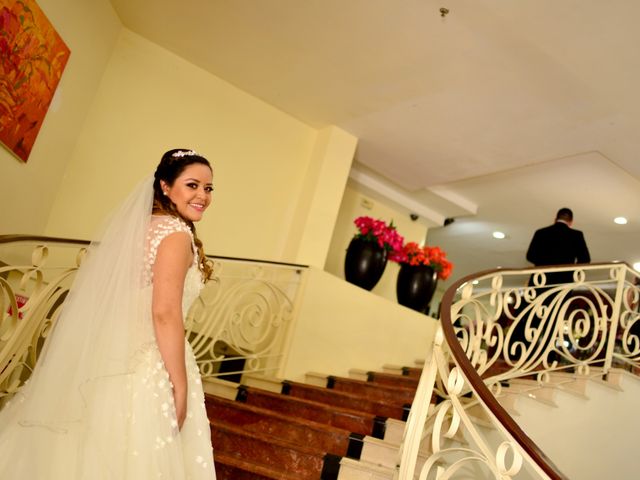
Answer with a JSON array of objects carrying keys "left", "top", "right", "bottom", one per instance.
[
  {"left": 614, "top": 217, "right": 628, "bottom": 225},
  {"left": 633, "top": 262, "right": 640, "bottom": 272},
  {"left": 472, "top": 280, "right": 479, "bottom": 285},
  {"left": 492, "top": 231, "right": 506, "bottom": 239}
]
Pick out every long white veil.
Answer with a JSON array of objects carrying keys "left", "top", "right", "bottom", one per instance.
[{"left": 0, "top": 175, "right": 154, "bottom": 477}]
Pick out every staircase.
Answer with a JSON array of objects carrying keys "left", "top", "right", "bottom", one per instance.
[
  {"left": 207, "top": 364, "right": 424, "bottom": 479},
  {"left": 3, "top": 238, "right": 638, "bottom": 479},
  {"left": 204, "top": 359, "right": 640, "bottom": 480}
]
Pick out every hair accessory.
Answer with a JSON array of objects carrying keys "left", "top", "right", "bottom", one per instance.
[{"left": 171, "top": 150, "right": 198, "bottom": 158}]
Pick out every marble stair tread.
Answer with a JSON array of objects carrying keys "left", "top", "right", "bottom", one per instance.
[
  {"left": 364, "top": 371, "right": 420, "bottom": 389},
  {"left": 381, "top": 364, "right": 405, "bottom": 376},
  {"left": 337, "top": 457, "right": 395, "bottom": 480},
  {"left": 347, "top": 368, "right": 370, "bottom": 382},
  {"left": 307, "top": 372, "right": 417, "bottom": 404},
  {"left": 359, "top": 436, "right": 400, "bottom": 469},
  {"left": 242, "top": 373, "right": 286, "bottom": 393},
  {"left": 206, "top": 394, "right": 351, "bottom": 456},
  {"left": 401, "top": 366, "right": 423, "bottom": 379},
  {"left": 222, "top": 388, "right": 385, "bottom": 437},
  {"left": 382, "top": 418, "right": 406, "bottom": 444},
  {"left": 380, "top": 364, "right": 424, "bottom": 379},
  {"left": 501, "top": 378, "right": 558, "bottom": 406},
  {"left": 359, "top": 435, "right": 431, "bottom": 471},
  {"left": 210, "top": 419, "right": 325, "bottom": 479},
  {"left": 325, "top": 376, "right": 417, "bottom": 405},
  {"left": 202, "top": 377, "right": 240, "bottom": 400},
  {"left": 283, "top": 381, "right": 409, "bottom": 420},
  {"left": 214, "top": 451, "right": 301, "bottom": 480}
]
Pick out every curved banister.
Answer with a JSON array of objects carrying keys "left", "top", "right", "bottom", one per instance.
[{"left": 440, "top": 266, "right": 570, "bottom": 480}]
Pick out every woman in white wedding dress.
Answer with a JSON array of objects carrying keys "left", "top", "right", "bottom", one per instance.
[{"left": 0, "top": 149, "right": 217, "bottom": 479}]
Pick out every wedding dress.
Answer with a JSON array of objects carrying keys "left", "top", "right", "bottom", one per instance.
[{"left": 0, "top": 177, "right": 216, "bottom": 479}]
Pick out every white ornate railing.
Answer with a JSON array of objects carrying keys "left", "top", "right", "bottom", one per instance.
[
  {"left": 397, "top": 263, "right": 640, "bottom": 480},
  {"left": 0, "top": 236, "right": 88, "bottom": 405},
  {"left": 185, "top": 257, "right": 306, "bottom": 381},
  {"left": 0, "top": 236, "right": 308, "bottom": 402}
]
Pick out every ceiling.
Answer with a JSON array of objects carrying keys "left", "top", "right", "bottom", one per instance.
[{"left": 108, "top": 0, "right": 640, "bottom": 286}]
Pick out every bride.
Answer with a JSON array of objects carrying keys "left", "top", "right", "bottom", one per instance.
[{"left": 0, "top": 149, "right": 217, "bottom": 479}]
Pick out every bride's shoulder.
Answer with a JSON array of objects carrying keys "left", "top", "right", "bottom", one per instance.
[{"left": 148, "top": 215, "right": 192, "bottom": 240}]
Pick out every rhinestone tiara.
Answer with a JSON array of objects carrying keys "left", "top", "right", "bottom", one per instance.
[{"left": 171, "top": 150, "right": 198, "bottom": 158}]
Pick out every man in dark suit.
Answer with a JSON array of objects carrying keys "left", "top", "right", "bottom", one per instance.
[{"left": 526, "top": 207, "right": 591, "bottom": 285}]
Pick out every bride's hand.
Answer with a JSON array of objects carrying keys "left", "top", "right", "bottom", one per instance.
[{"left": 174, "top": 388, "right": 187, "bottom": 431}]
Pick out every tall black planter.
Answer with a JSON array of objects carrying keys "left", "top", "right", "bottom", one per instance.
[
  {"left": 344, "top": 238, "right": 388, "bottom": 291},
  {"left": 396, "top": 264, "right": 438, "bottom": 313}
]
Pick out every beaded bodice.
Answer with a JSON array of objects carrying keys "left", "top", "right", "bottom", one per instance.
[{"left": 144, "top": 215, "right": 204, "bottom": 315}]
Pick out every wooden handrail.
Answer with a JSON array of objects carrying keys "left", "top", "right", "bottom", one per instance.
[
  {"left": 0, "top": 234, "right": 90, "bottom": 246},
  {"left": 440, "top": 266, "right": 574, "bottom": 480},
  {"left": 0, "top": 235, "right": 309, "bottom": 269}
]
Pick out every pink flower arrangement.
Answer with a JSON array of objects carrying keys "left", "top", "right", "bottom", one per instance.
[
  {"left": 394, "top": 241, "right": 453, "bottom": 280},
  {"left": 353, "top": 216, "right": 404, "bottom": 262}
]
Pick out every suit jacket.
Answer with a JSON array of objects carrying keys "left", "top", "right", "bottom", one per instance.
[{"left": 526, "top": 221, "right": 590, "bottom": 285}]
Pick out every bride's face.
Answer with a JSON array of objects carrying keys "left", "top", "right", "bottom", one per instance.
[{"left": 162, "top": 163, "right": 213, "bottom": 222}]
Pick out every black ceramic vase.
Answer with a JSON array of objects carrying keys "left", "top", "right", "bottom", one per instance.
[
  {"left": 396, "top": 264, "right": 438, "bottom": 313},
  {"left": 344, "top": 237, "right": 388, "bottom": 291}
]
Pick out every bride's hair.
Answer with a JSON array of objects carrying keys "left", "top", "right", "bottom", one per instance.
[{"left": 152, "top": 148, "right": 214, "bottom": 281}]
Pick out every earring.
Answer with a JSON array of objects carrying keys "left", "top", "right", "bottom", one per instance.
[{"left": 163, "top": 190, "right": 168, "bottom": 196}]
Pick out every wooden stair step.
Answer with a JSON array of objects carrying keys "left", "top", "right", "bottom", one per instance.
[
  {"left": 210, "top": 419, "right": 325, "bottom": 479},
  {"left": 480, "top": 359, "right": 514, "bottom": 379},
  {"left": 206, "top": 394, "right": 351, "bottom": 456},
  {"left": 365, "top": 371, "right": 420, "bottom": 389},
  {"left": 283, "top": 381, "right": 410, "bottom": 420},
  {"left": 326, "top": 375, "right": 416, "bottom": 404},
  {"left": 401, "top": 366, "right": 423, "bottom": 379},
  {"left": 231, "top": 387, "right": 388, "bottom": 437},
  {"left": 214, "top": 451, "right": 301, "bottom": 480}
]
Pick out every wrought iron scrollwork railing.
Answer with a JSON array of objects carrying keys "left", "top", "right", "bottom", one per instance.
[
  {"left": 0, "top": 235, "right": 308, "bottom": 402},
  {"left": 397, "top": 263, "right": 640, "bottom": 480},
  {"left": 0, "top": 236, "right": 90, "bottom": 405},
  {"left": 185, "top": 257, "right": 307, "bottom": 381}
]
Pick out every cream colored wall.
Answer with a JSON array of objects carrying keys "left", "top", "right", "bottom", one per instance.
[
  {"left": 45, "top": 29, "right": 326, "bottom": 262},
  {"left": 324, "top": 180, "right": 429, "bottom": 303},
  {"left": 281, "top": 267, "right": 438, "bottom": 381},
  {"left": 0, "top": 0, "right": 121, "bottom": 235},
  {"left": 286, "top": 126, "right": 357, "bottom": 267}
]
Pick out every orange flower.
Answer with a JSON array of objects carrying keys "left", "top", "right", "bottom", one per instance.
[{"left": 397, "top": 242, "right": 453, "bottom": 280}]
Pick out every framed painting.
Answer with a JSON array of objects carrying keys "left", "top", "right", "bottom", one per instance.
[{"left": 0, "top": 0, "right": 71, "bottom": 162}]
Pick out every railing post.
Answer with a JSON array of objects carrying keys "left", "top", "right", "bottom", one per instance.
[
  {"left": 395, "top": 330, "right": 441, "bottom": 480},
  {"left": 603, "top": 264, "right": 626, "bottom": 374}
]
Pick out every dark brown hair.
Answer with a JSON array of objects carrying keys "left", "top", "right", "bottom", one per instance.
[
  {"left": 556, "top": 207, "right": 573, "bottom": 222},
  {"left": 152, "top": 148, "right": 214, "bottom": 281}
]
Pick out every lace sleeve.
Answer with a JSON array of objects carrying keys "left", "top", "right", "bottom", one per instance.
[{"left": 143, "top": 216, "right": 194, "bottom": 285}]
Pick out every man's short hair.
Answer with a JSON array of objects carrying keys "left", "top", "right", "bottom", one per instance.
[{"left": 556, "top": 207, "right": 573, "bottom": 222}]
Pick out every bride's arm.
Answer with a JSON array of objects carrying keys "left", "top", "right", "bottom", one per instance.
[{"left": 151, "top": 231, "right": 193, "bottom": 430}]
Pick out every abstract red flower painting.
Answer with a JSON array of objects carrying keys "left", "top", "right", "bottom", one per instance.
[{"left": 0, "top": 0, "right": 70, "bottom": 162}]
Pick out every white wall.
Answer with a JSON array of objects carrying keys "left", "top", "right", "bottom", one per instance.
[
  {"left": 282, "top": 267, "right": 438, "bottom": 381},
  {"left": 44, "top": 29, "right": 322, "bottom": 263},
  {"left": 0, "top": 0, "right": 121, "bottom": 235}
]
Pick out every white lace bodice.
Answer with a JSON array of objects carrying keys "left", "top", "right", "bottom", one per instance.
[{"left": 144, "top": 215, "right": 204, "bottom": 315}]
